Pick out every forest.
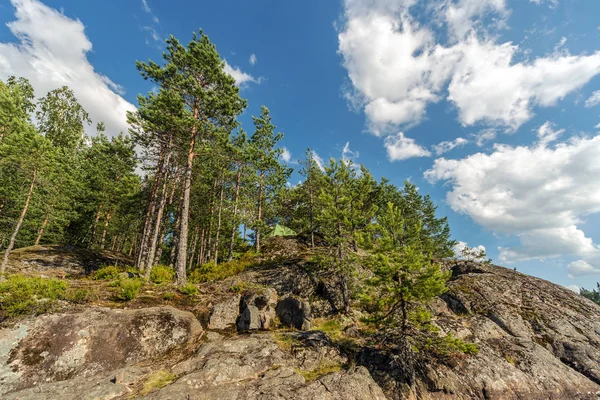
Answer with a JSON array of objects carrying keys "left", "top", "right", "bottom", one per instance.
[{"left": 0, "top": 31, "right": 456, "bottom": 287}]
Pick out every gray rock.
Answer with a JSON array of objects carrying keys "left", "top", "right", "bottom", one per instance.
[
  {"left": 0, "top": 306, "right": 202, "bottom": 395},
  {"left": 208, "top": 295, "right": 241, "bottom": 330},
  {"left": 237, "top": 288, "right": 277, "bottom": 331},
  {"left": 276, "top": 296, "right": 312, "bottom": 330}
]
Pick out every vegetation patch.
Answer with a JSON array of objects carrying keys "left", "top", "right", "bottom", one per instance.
[
  {"left": 150, "top": 265, "right": 175, "bottom": 284},
  {"left": 271, "top": 333, "right": 301, "bottom": 352},
  {"left": 140, "top": 369, "right": 176, "bottom": 395},
  {"left": 115, "top": 278, "right": 143, "bottom": 301},
  {"left": 0, "top": 274, "right": 67, "bottom": 317},
  {"left": 295, "top": 361, "right": 343, "bottom": 382},
  {"left": 91, "top": 265, "right": 121, "bottom": 280},
  {"left": 178, "top": 283, "right": 198, "bottom": 296}
]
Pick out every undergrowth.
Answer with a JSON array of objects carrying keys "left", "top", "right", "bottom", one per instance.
[{"left": 0, "top": 275, "right": 67, "bottom": 317}]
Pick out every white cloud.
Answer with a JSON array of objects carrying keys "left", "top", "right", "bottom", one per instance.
[
  {"left": 568, "top": 260, "right": 600, "bottom": 278},
  {"left": 223, "top": 60, "right": 259, "bottom": 87},
  {"left": 337, "top": 0, "right": 600, "bottom": 135},
  {"left": 141, "top": 0, "right": 151, "bottom": 13},
  {"left": 249, "top": 53, "right": 257, "bottom": 65},
  {"left": 425, "top": 130, "right": 600, "bottom": 265},
  {"left": 342, "top": 141, "right": 359, "bottom": 162},
  {"left": 536, "top": 121, "right": 564, "bottom": 146},
  {"left": 529, "top": 0, "right": 559, "bottom": 9},
  {"left": 585, "top": 90, "right": 600, "bottom": 108},
  {"left": 312, "top": 150, "right": 325, "bottom": 171},
  {"left": 433, "top": 137, "right": 468, "bottom": 155},
  {"left": 453, "top": 240, "right": 487, "bottom": 260},
  {"left": 471, "top": 128, "right": 497, "bottom": 147},
  {"left": 0, "top": 0, "right": 136, "bottom": 135},
  {"left": 595, "top": 122, "right": 600, "bottom": 129},
  {"left": 281, "top": 147, "right": 292, "bottom": 163},
  {"left": 384, "top": 132, "right": 431, "bottom": 161},
  {"left": 566, "top": 284, "right": 580, "bottom": 292}
]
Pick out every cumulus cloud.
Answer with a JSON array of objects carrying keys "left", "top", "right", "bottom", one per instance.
[
  {"left": 453, "top": 241, "right": 487, "bottom": 260},
  {"left": 0, "top": 0, "right": 136, "bottom": 136},
  {"left": 433, "top": 137, "right": 468, "bottom": 155},
  {"left": 585, "top": 91, "right": 600, "bottom": 108},
  {"left": 385, "top": 132, "right": 431, "bottom": 161},
  {"left": 249, "top": 53, "right": 257, "bottom": 65},
  {"left": 536, "top": 121, "right": 564, "bottom": 146},
  {"left": 223, "top": 60, "right": 259, "bottom": 87},
  {"left": 281, "top": 147, "right": 292, "bottom": 163},
  {"left": 425, "top": 128, "right": 600, "bottom": 265},
  {"left": 472, "top": 129, "right": 497, "bottom": 147},
  {"left": 568, "top": 260, "right": 600, "bottom": 278},
  {"left": 337, "top": 0, "right": 600, "bottom": 135}
]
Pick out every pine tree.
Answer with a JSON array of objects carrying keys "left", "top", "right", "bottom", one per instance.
[{"left": 135, "top": 31, "right": 246, "bottom": 284}]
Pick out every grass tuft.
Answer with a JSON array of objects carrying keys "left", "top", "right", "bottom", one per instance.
[{"left": 140, "top": 370, "right": 176, "bottom": 395}]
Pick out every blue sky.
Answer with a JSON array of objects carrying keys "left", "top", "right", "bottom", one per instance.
[{"left": 1, "top": 0, "right": 600, "bottom": 290}]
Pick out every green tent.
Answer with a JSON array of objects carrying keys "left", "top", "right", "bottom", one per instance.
[{"left": 265, "top": 224, "right": 297, "bottom": 238}]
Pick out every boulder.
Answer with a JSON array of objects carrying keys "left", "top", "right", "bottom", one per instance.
[
  {"left": 208, "top": 295, "right": 241, "bottom": 330},
  {"left": 0, "top": 306, "right": 202, "bottom": 395},
  {"left": 276, "top": 296, "right": 312, "bottom": 330},
  {"left": 237, "top": 288, "right": 277, "bottom": 331}
]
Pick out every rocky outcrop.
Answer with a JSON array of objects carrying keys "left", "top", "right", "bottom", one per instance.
[
  {"left": 0, "top": 306, "right": 202, "bottom": 395},
  {"left": 4, "top": 245, "right": 132, "bottom": 278},
  {"left": 140, "top": 332, "right": 386, "bottom": 400},
  {"left": 237, "top": 288, "right": 278, "bottom": 331},
  {"left": 276, "top": 296, "right": 312, "bottom": 330},
  {"left": 360, "top": 260, "right": 600, "bottom": 399},
  {"left": 208, "top": 294, "right": 241, "bottom": 330}
]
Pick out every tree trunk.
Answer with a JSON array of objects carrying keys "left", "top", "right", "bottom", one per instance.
[
  {"left": 34, "top": 212, "right": 50, "bottom": 246},
  {"left": 144, "top": 163, "right": 171, "bottom": 280},
  {"left": 255, "top": 172, "right": 264, "bottom": 252},
  {"left": 90, "top": 203, "right": 103, "bottom": 247},
  {"left": 205, "top": 176, "right": 218, "bottom": 264},
  {"left": 188, "top": 226, "right": 199, "bottom": 271},
  {"left": 309, "top": 186, "right": 315, "bottom": 248},
  {"left": 100, "top": 209, "right": 112, "bottom": 249},
  {"left": 170, "top": 182, "right": 185, "bottom": 269},
  {"left": 137, "top": 147, "right": 167, "bottom": 270},
  {"left": 1, "top": 168, "right": 36, "bottom": 277},
  {"left": 175, "top": 121, "right": 197, "bottom": 285},
  {"left": 214, "top": 183, "right": 225, "bottom": 264},
  {"left": 197, "top": 228, "right": 205, "bottom": 267},
  {"left": 228, "top": 165, "right": 242, "bottom": 261}
]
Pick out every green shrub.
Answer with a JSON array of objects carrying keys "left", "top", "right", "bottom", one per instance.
[
  {"left": 65, "top": 288, "right": 93, "bottom": 304},
  {"left": 92, "top": 266, "right": 121, "bottom": 280},
  {"left": 178, "top": 283, "right": 198, "bottom": 296},
  {"left": 0, "top": 275, "right": 67, "bottom": 317},
  {"left": 163, "top": 292, "right": 176, "bottom": 301},
  {"left": 424, "top": 332, "right": 479, "bottom": 358},
  {"left": 189, "top": 258, "right": 256, "bottom": 283},
  {"left": 150, "top": 265, "right": 175, "bottom": 284},
  {"left": 115, "top": 279, "right": 143, "bottom": 301}
]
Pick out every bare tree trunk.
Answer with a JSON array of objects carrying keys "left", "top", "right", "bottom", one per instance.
[
  {"left": 214, "top": 183, "right": 225, "bottom": 264},
  {"left": 170, "top": 187, "right": 185, "bottom": 268},
  {"left": 34, "top": 212, "right": 50, "bottom": 246},
  {"left": 309, "top": 187, "right": 315, "bottom": 248},
  {"left": 90, "top": 203, "right": 103, "bottom": 247},
  {"left": 100, "top": 209, "right": 112, "bottom": 249},
  {"left": 188, "top": 226, "right": 199, "bottom": 271},
  {"left": 144, "top": 151, "right": 172, "bottom": 279},
  {"left": 255, "top": 172, "right": 264, "bottom": 252},
  {"left": 205, "top": 176, "right": 218, "bottom": 264},
  {"left": 198, "top": 228, "right": 205, "bottom": 267},
  {"left": 137, "top": 147, "right": 167, "bottom": 271},
  {"left": 175, "top": 123, "right": 197, "bottom": 284},
  {"left": 1, "top": 168, "right": 36, "bottom": 277},
  {"left": 228, "top": 165, "right": 242, "bottom": 261}
]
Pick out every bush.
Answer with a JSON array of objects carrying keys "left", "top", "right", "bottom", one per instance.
[
  {"left": 189, "top": 258, "right": 256, "bottom": 283},
  {"left": 92, "top": 266, "right": 121, "bottom": 280},
  {"left": 150, "top": 265, "right": 175, "bottom": 284},
  {"left": 178, "top": 283, "right": 198, "bottom": 296},
  {"left": 65, "top": 288, "right": 93, "bottom": 304},
  {"left": 163, "top": 292, "right": 176, "bottom": 301},
  {"left": 0, "top": 275, "right": 67, "bottom": 317},
  {"left": 115, "top": 279, "right": 143, "bottom": 301}
]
